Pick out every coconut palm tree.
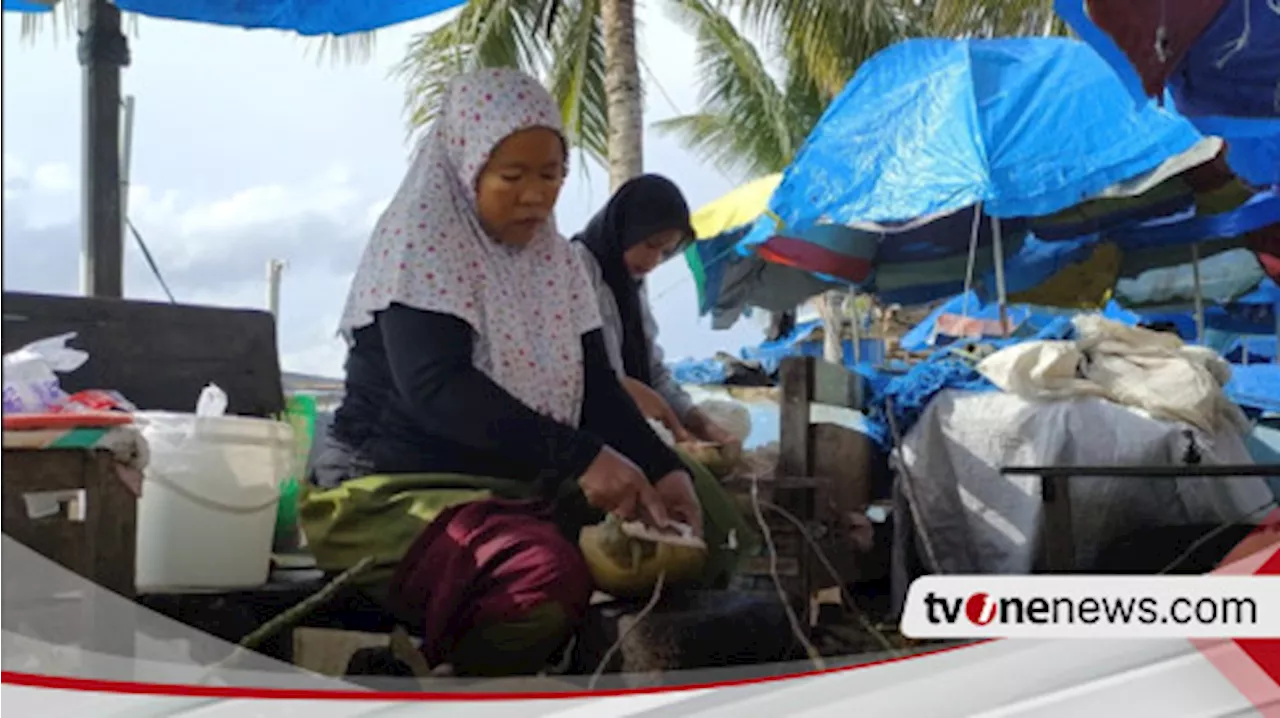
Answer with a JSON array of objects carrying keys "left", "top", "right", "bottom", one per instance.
[
  {"left": 393, "top": 0, "right": 1064, "bottom": 190},
  {"left": 395, "top": 0, "right": 637, "bottom": 187},
  {"left": 911, "top": 0, "right": 1068, "bottom": 38},
  {"left": 657, "top": 0, "right": 1066, "bottom": 179},
  {"left": 652, "top": 0, "right": 907, "bottom": 178},
  {"left": 394, "top": 0, "right": 910, "bottom": 188}
]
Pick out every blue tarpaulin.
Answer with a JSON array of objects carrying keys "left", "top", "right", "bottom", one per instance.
[
  {"left": 2, "top": 0, "right": 52, "bottom": 12},
  {"left": 738, "top": 320, "right": 886, "bottom": 374},
  {"left": 897, "top": 291, "right": 1140, "bottom": 353},
  {"left": 2, "top": 0, "right": 465, "bottom": 34},
  {"left": 738, "top": 38, "right": 1206, "bottom": 253}
]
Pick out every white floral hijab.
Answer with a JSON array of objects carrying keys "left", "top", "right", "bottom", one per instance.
[{"left": 338, "top": 68, "right": 602, "bottom": 428}]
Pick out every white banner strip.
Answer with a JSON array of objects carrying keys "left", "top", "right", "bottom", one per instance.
[{"left": 900, "top": 576, "right": 1280, "bottom": 639}]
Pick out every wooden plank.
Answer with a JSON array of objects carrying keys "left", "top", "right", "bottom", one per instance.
[
  {"left": 1040, "top": 474, "right": 1076, "bottom": 573},
  {"left": 811, "top": 358, "right": 863, "bottom": 410},
  {"left": 1003, "top": 464, "right": 1280, "bottom": 478},
  {"left": 741, "top": 556, "right": 801, "bottom": 578},
  {"left": 778, "top": 356, "right": 814, "bottom": 480},
  {"left": 2, "top": 291, "right": 285, "bottom": 418},
  {"left": 812, "top": 423, "right": 873, "bottom": 521},
  {"left": 84, "top": 450, "right": 136, "bottom": 598},
  {"left": 294, "top": 628, "right": 392, "bottom": 677},
  {"left": 2, "top": 448, "right": 139, "bottom": 673},
  {"left": 2, "top": 451, "right": 90, "bottom": 578}
]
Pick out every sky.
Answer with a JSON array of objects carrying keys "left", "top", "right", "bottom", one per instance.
[{"left": 1, "top": 7, "right": 767, "bottom": 380}]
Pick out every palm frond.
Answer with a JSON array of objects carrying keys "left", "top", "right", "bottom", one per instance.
[
  {"left": 303, "top": 32, "right": 378, "bottom": 65},
  {"left": 728, "top": 0, "right": 909, "bottom": 100},
  {"left": 914, "top": 0, "right": 1069, "bottom": 38},
  {"left": 394, "top": 0, "right": 611, "bottom": 168},
  {"left": 657, "top": 0, "right": 798, "bottom": 177},
  {"left": 18, "top": 0, "right": 133, "bottom": 42},
  {"left": 395, "top": 0, "right": 543, "bottom": 136},
  {"left": 545, "top": 0, "right": 610, "bottom": 164}
]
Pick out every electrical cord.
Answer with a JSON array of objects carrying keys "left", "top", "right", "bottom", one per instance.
[
  {"left": 749, "top": 472, "right": 827, "bottom": 671},
  {"left": 760, "top": 499, "right": 898, "bottom": 655},
  {"left": 587, "top": 570, "right": 667, "bottom": 691},
  {"left": 1159, "top": 498, "right": 1279, "bottom": 575},
  {"left": 126, "top": 217, "right": 177, "bottom": 303},
  {"left": 884, "top": 396, "right": 946, "bottom": 573}
]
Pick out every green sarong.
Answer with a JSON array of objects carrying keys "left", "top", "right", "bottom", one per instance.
[
  {"left": 298, "top": 449, "right": 759, "bottom": 596},
  {"left": 297, "top": 451, "right": 757, "bottom": 674}
]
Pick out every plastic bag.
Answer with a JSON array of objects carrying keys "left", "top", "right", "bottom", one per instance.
[
  {"left": 54, "top": 389, "right": 138, "bottom": 414},
  {"left": 1, "top": 333, "right": 90, "bottom": 414},
  {"left": 694, "top": 399, "right": 752, "bottom": 443},
  {"left": 195, "top": 383, "right": 228, "bottom": 417}
]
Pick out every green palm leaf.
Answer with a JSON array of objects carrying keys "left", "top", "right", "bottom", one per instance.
[
  {"left": 393, "top": 0, "right": 613, "bottom": 169},
  {"left": 654, "top": 0, "right": 796, "bottom": 177}
]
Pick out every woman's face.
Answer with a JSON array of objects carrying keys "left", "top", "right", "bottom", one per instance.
[
  {"left": 624, "top": 227, "right": 686, "bottom": 278},
  {"left": 475, "top": 127, "right": 567, "bottom": 248}
]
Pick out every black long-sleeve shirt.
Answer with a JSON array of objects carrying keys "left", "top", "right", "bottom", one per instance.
[{"left": 311, "top": 303, "right": 683, "bottom": 493}]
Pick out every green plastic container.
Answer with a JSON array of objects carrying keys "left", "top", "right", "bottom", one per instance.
[{"left": 275, "top": 393, "right": 317, "bottom": 551}]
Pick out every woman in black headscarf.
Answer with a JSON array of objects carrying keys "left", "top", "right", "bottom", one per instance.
[{"left": 571, "top": 174, "right": 740, "bottom": 449}]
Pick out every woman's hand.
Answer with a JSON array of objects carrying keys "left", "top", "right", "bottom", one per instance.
[
  {"left": 622, "top": 376, "right": 692, "bottom": 443},
  {"left": 653, "top": 470, "right": 703, "bottom": 538},
  {"left": 579, "top": 446, "right": 671, "bottom": 528}
]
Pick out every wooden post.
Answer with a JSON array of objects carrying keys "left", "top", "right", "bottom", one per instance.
[
  {"left": 79, "top": 0, "right": 129, "bottom": 298},
  {"left": 779, "top": 356, "right": 815, "bottom": 480},
  {"left": 1040, "top": 475, "right": 1075, "bottom": 572}
]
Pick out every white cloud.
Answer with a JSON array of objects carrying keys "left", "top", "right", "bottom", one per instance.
[
  {"left": 177, "top": 176, "right": 362, "bottom": 236},
  {"left": 364, "top": 197, "right": 392, "bottom": 228},
  {"left": 2, "top": 5, "right": 767, "bottom": 381},
  {"left": 31, "top": 162, "right": 74, "bottom": 194},
  {"left": 4, "top": 154, "right": 27, "bottom": 183}
]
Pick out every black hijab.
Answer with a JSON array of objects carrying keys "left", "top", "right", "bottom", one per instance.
[{"left": 572, "top": 174, "right": 694, "bottom": 387}]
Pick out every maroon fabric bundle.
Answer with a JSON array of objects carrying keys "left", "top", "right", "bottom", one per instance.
[
  {"left": 1085, "top": 0, "right": 1227, "bottom": 100},
  {"left": 387, "top": 497, "right": 595, "bottom": 668}
]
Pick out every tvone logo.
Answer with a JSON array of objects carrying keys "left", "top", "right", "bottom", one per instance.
[{"left": 965, "top": 592, "right": 997, "bottom": 626}]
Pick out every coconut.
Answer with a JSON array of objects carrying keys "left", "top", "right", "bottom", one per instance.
[
  {"left": 677, "top": 440, "right": 738, "bottom": 477},
  {"left": 579, "top": 515, "right": 707, "bottom": 599}
]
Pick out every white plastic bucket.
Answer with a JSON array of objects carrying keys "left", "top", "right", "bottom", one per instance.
[{"left": 134, "top": 411, "right": 296, "bottom": 592}]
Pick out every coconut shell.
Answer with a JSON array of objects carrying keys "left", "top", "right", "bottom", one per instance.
[{"left": 579, "top": 519, "right": 707, "bottom": 599}]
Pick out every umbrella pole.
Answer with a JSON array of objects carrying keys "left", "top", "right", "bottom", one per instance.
[
  {"left": 1191, "top": 243, "right": 1205, "bottom": 343},
  {"left": 849, "top": 291, "right": 862, "bottom": 365},
  {"left": 78, "top": 0, "right": 129, "bottom": 299},
  {"left": 961, "top": 204, "right": 982, "bottom": 317},
  {"left": 991, "top": 216, "right": 1010, "bottom": 338},
  {"left": 120, "top": 94, "right": 135, "bottom": 245}
]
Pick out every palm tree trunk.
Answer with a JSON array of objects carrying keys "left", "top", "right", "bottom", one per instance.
[{"left": 600, "top": 0, "right": 644, "bottom": 190}]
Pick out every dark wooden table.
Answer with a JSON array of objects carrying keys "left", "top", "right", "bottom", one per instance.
[
  {"left": 1001, "top": 463, "right": 1280, "bottom": 572},
  {"left": 2, "top": 448, "right": 138, "bottom": 675}
]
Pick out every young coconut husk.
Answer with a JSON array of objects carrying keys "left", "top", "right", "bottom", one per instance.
[
  {"left": 579, "top": 514, "right": 707, "bottom": 599},
  {"left": 677, "top": 440, "right": 738, "bottom": 478}
]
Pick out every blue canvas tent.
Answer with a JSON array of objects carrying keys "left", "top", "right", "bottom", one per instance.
[{"left": 738, "top": 37, "right": 1206, "bottom": 251}]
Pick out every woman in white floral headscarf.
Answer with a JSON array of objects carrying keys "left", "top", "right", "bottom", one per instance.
[{"left": 297, "top": 67, "right": 726, "bottom": 677}]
